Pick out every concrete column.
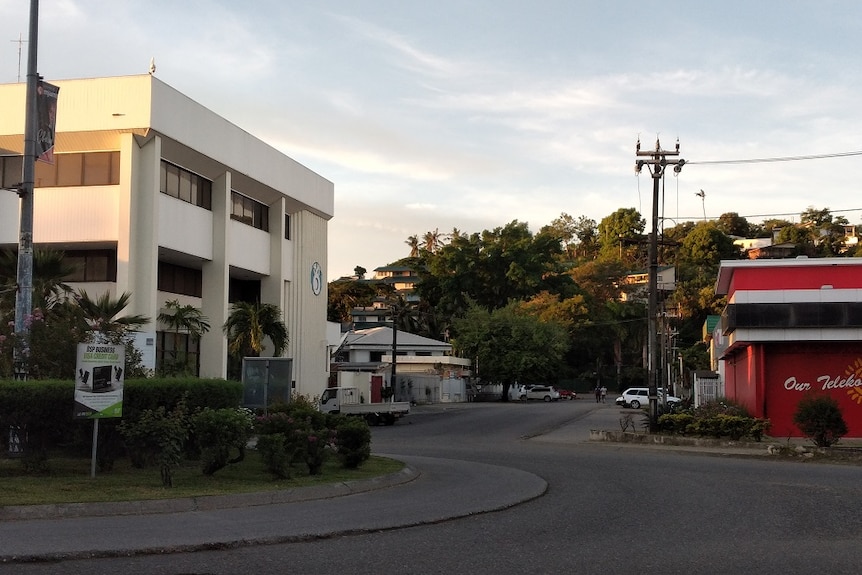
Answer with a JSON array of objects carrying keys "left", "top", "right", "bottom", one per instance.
[
  {"left": 119, "top": 133, "right": 159, "bottom": 372},
  {"left": 199, "top": 171, "right": 230, "bottom": 378}
]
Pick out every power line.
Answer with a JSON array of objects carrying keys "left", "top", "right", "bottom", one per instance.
[
  {"left": 668, "top": 207, "right": 862, "bottom": 222},
  {"left": 687, "top": 150, "right": 862, "bottom": 165}
]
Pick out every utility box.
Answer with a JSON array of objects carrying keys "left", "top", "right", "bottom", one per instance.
[{"left": 241, "top": 357, "right": 293, "bottom": 410}]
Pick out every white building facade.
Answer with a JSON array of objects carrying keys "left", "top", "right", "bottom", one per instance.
[{"left": 0, "top": 76, "right": 334, "bottom": 394}]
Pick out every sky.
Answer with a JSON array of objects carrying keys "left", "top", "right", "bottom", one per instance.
[{"left": 3, "top": 1, "right": 862, "bottom": 280}]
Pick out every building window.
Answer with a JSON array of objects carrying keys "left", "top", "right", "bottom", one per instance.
[
  {"left": 156, "top": 331, "right": 201, "bottom": 376},
  {"left": 158, "top": 261, "right": 203, "bottom": 297},
  {"left": 63, "top": 250, "right": 117, "bottom": 282},
  {"left": 230, "top": 191, "right": 269, "bottom": 231},
  {"left": 285, "top": 213, "right": 291, "bottom": 240},
  {"left": 160, "top": 160, "right": 212, "bottom": 210},
  {"left": 21, "top": 152, "right": 121, "bottom": 188}
]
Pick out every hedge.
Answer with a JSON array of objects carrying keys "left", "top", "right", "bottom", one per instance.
[{"left": 0, "top": 378, "right": 243, "bottom": 454}]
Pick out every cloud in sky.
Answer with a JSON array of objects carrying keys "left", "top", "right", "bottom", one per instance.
[{"left": 3, "top": 1, "right": 862, "bottom": 279}]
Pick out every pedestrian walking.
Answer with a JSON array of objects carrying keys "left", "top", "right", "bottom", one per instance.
[
  {"left": 600, "top": 385, "right": 607, "bottom": 403},
  {"left": 594, "top": 385, "right": 601, "bottom": 403}
]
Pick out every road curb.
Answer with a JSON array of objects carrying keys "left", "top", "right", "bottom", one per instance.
[{"left": 588, "top": 429, "right": 769, "bottom": 450}]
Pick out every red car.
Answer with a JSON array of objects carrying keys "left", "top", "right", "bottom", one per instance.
[{"left": 558, "top": 389, "right": 577, "bottom": 400}]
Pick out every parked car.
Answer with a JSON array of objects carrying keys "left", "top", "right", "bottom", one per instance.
[
  {"left": 616, "top": 387, "right": 681, "bottom": 409},
  {"left": 558, "top": 389, "right": 577, "bottom": 400},
  {"left": 519, "top": 385, "right": 561, "bottom": 402}
]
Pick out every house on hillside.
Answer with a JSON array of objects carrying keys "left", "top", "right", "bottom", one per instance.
[
  {"left": 715, "top": 257, "right": 862, "bottom": 437},
  {"left": 332, "top": 326, "right": 472, "bottom": 403},
  {"left": 344, "top": 264, "right": 421, "bottom": 327},
  {"left": 620, "top": 266, "right": 675, "bottom": 302},
  {"left": 372, "top": 265, "right": 420, "bottom": 300}
]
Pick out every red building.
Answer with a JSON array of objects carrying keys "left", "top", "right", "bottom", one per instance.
[{"left": 715, "top": 258, "right": 862, "bottom": 438}]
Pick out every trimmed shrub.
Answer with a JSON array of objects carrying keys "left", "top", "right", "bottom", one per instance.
[
  {"left": 192, "top": 407, "right": 254, "bottom": 476},
  {"left": 118, "top": 400, "right": 189, "bottom": 487},
  {"left": 657, "top": 413, "right": 694, "bottom": 435},
  {"left": 301, "top": 426, "right": 335, "bottom": 475},
  {"left": 749, "top": 418, "right": 771, "bottom": 442},
  {"left": 334, "top": 417, "right": 372, "bottom": 469},
  {"left": 793, "top": 394, "right": 848, "bottom": 448},
  {"left": 691, "top": 398, "right": 750, "bottom": 419},
  {"left": 255, "top": 412, "right": 306, "bottom": 478},
  {"left": 256, "top": 432, "right": 291, "bottom": 479}
]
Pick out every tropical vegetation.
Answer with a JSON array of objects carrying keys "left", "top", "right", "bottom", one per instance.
[{"left": 328, "top": 206, "right": 862, "bottom": 394}]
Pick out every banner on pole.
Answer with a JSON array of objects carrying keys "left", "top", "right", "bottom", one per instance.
[
  {"left": 36, "top": 81, "right": 59, "bottom": 164},
  {"left": 74, "top": 343, "right": 124, "bottom": 419}
]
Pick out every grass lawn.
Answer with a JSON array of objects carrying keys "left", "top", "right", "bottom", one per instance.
[{"left": 0, "top": 451, "right": 404, "bottom": 507}]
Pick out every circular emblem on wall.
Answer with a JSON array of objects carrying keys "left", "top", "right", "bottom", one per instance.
[{"left": 310, "top": 261, "right": 323, "bottom": 296}]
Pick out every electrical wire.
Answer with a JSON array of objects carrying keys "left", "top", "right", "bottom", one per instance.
[{"left": 686, "top": 150, "right": 862, "bottom": 165}]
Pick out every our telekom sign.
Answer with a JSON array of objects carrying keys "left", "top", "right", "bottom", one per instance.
[{"left": 766, "top": 350, "right": 862, "bottom": 436}]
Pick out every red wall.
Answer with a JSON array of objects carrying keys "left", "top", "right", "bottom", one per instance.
[
  {"left": 729, "top": 265, "right": 861, "bottom": 293},
  {"left": 761, "top": 342, "right": 862, "bottom": 437},
  {"left": 724, "top": 345, "right": 764, "bottom": 418}
]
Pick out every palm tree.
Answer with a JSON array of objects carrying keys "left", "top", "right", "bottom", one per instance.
[
  {"left": 405, "top": 235, "right": 420, "bottom": 258},
  {"left": 423, "top": 228, "right": 441, "bottom": 253},
  {"left": 75, "top": 290, "right": 149, "bottom": 336},
  {"left": 157, "top": 299, "right": 210, "bottom": 375},
  {"left": 0, "top": 248, "right": 75, "bottom": 312},
  {"left": 222, "top": 302, "right": 288, "bottom": 358},
  {"left": 158, "top": 299, "right": 210, "bottom": 340}
]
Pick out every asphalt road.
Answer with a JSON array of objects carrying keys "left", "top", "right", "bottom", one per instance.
[{"left": 4, "top": 400, "right": 862, "bottom": 574}]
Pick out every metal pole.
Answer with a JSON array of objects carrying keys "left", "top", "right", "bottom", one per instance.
[
  {"left": 13, "top": 0, "right": 39, "bottom": 380},
  {"left": 648, "top": 162, "right": 660, "bottom": 431},
  {"left": 390, "top": 309, "right": 397, "bottom": 400},
  {"left": 90, "top": 418, "right": 99, "bottom": 479}
]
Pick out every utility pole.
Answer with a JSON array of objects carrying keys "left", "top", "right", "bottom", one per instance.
[
  {"left": 14, "top": 0, "right": 39, "bottom": 380},
  {"left": 635, "top": 137, "right": 684, "bottom": 431}
]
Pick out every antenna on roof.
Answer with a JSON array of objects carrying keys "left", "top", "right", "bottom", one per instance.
[{"left": 10, "top": 33, "right": 27, "bottom": 82}]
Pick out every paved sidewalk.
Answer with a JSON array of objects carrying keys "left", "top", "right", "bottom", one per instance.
[{"left": 0, "top": 455, "right": 547, "bottom": 563}]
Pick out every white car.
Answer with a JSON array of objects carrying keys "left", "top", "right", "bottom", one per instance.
[
  {"left": 616, "top": 387, "right": 681, "bottom": 409},
  {"left": 519, "top": 385, "right": 561, "bottom": 402}
]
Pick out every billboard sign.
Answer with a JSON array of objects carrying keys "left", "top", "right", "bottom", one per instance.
[{"left": 74, "top": 343, "right": 125, "bottom": 419}]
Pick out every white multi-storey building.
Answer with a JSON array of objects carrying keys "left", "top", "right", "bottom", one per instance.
[{"left": 0, "top": 75, "right": 333, "bottom": 395}]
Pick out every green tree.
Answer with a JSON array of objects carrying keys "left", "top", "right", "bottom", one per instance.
[
  {"left": 775, "top": 225, "right": 816, "bottom": 256},
  {"left": 417, "top": 220, "right": 573, "bottom": 316},
  {"left": 800, "top": 206, "right": 851, "bottom": 256},
  {"left": 597, "top": 208, "right": 646, "bottom": 263},
  {"left": 222, "top": 302, "right": 288, "bottom": 359},
  {"left": 716, "top": 212, "right": 752, "bottom": 238},
  {"left": 452, "top": 301, "right": 569, "bottom": 401},
  {"left": 327, "top": 278, "right": 385, "bottom": 323}
]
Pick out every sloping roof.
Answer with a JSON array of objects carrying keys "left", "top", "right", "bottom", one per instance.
[
  {"left": 342, "top": 326, "right": 451, "bottom": 352},
  {"left": 702, "top": 315, "right": 720, "bottom": 341}
]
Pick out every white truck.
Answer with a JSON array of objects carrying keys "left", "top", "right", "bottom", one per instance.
[{"left": 318, "top": 386, "right": 410, "bottom": 426}]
